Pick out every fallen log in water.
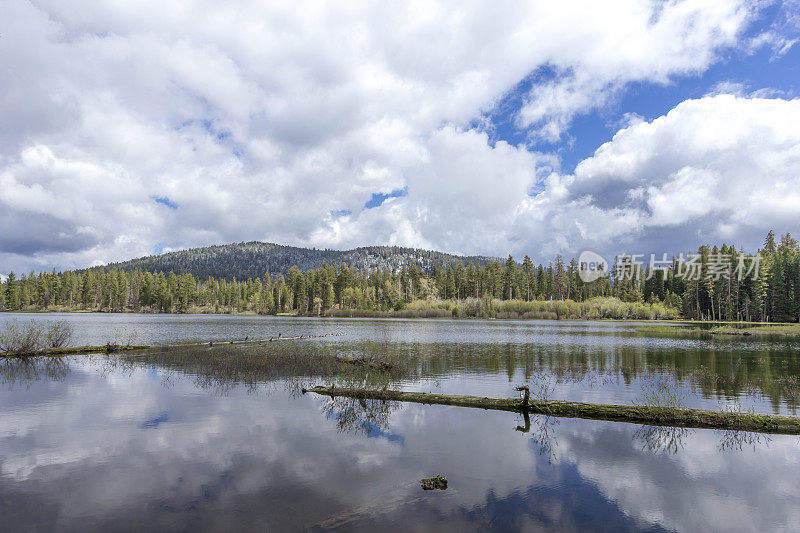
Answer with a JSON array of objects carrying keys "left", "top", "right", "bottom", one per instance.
[
  {"left": 1, "top": 344, "right": 150, "bottom": 358},
  {"left": 303, "top": 386, "right": 800, "bottom": 435},
  {"left": 1, "top": 332, "right": 345, "bottom": 358}
]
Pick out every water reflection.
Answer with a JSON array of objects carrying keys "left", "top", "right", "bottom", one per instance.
[
  {"left": 3, "top": 313, "right": 800, "bottom": 411},
  {"left": 1, "top": 355, "right": 797, "bottom": 531},
  {"left": 321, "top": 396, "right": 401, "bottom": 437},
  {"left": 633, "top": 425, "right": 692, "bottom": 454},
  {"left": 515, "top": 412, "right": 560, "bottom": 463},
  {"left": 107, "top": 338, "right": 800, "bottom": 415},
  {"left": 0, "top": 356, "right": 70, "bottom": 389},
  {"left": 629, "top": 415, "right": 774, "bottom": 456},
  {"left": 717, "top": 429, "right": 772, "bottom": 452},
  {"left": 2, "top": 317, "right": 800, "bottom": 531},
  {"left": 111, "top": 342, "right": 417, "bottom": 397}
]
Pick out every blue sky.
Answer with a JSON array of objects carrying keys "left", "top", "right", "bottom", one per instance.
[
  {"left": 562, "top": 43, "right": 799, "bottom": 170},
  {"left": 481, "top": 3, "right": 800, "bottom": 173},
  {"left": 1, "top": 0, "right": 800, "bottom": 272}
]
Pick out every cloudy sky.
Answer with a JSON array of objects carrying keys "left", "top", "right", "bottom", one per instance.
[{"left": 2, "top": 0, "right": 799, "bottom": 273}]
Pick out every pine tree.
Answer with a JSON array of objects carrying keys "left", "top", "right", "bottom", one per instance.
[
  {"left": 502, "top": 255, "right": 516, "bottom": 300},
  {"left": 3, "top": 271, "right": 17, "bottom": 309},
  {"left": 522, "top": 255, "right": 534, "bottom": 301}
]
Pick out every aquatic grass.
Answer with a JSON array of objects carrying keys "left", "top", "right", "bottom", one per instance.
[
  {"left": 633, "top": 324, "right": 702, "bottom": 336},
  {"left": 100, "top": 337, "right": 800, "bottom": 413},
  {"left": 115, "top": 340, "right": 418, "bottom": 394},
  {"left": 635, "top": 378, "right": 687, "bottom": 422},
  {"left": 710, "top": 324, "right": 800, "bottom": 337}
]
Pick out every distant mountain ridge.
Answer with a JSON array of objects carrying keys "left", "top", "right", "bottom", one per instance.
[{"left": 98, "top": 241, "right": 496, "bottom": 280}]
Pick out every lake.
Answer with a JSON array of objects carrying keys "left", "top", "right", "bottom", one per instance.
[{"left": 1, "top": 313, "right": 799, "bottom": 531}]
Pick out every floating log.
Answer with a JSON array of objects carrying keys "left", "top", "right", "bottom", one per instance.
[
  {"left": 1, "top": 344, "right": 150, "bottom": 358},
  {"left": 303, "top": 386, "right": 800, "bottom": 435}
]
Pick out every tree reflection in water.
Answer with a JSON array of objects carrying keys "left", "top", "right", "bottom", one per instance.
[
  {"left": 321, "top": 396, "right": 401, "bottom": 436},
  {"left": 633, "top": 425, "right": 692, "bottom": 454},
  {"left": 717, "top": 429, "right": 772, "bottom": 452},
  {"left": 633, "top": 423, "right": 774, "bottom": 455},
  {"left": 515, "top": 411, "right": 560, "bottom": 463},
  {"left": 0, "top": 356, "right": 70, "bottom": 389}
]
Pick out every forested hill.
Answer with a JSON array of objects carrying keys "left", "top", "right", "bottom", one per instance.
[{"left": 97, "top": 242, "right": 495, "bottom": 280}]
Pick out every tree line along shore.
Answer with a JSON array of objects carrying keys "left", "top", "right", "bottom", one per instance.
[{"left": 1, "top": 231, "right": 798, "bottom": 323}]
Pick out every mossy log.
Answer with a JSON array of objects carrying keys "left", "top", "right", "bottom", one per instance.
[
  {"left": 303, "top": 386, "right": 800, "bottom": 435},
  {"left": 0, "top": 344, "right": 150, "bottom": 358}
]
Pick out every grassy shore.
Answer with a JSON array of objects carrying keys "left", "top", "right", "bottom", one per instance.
[
  {"left": 1, "top": 296, "right": 681, "bottom": 320},
  {"left": 5, "top": 298, "right": 797, "bottom": 330},
  {"left": 326, "top": 296, "right": 681, "bottom": 320}
]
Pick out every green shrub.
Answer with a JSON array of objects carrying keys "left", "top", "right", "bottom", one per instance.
[
  {"left": 0, "top": 322, "right": 45, "bottom": 353},
  {"left": 328, "top": 295, "right": 680, "bottom": 321},
  {"left": 45, "top": 321, "right": 74, "bottom": 348}
]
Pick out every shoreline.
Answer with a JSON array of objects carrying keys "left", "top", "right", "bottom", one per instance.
[{"left": 1, "top": 309, "right": 795, "bottom": 327}]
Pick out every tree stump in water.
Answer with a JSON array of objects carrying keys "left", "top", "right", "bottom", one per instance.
[
  {"left": 515, "top": 385, "right": 530, "bottom": 407},
  {"left": 421, "top": 475, "right": 447, "bottom": 490}
]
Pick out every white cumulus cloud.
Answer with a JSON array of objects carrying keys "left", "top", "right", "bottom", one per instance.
[
  {"left": 518, "top": 95, "right": 800, "bottom": 257},
  {"left": 0, "top": 0, "right": 794, "bottom": 272}
]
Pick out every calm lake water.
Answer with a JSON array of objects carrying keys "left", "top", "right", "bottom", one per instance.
[{"left": 1, "top": 313, "right": 799, "bottom": 531}]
